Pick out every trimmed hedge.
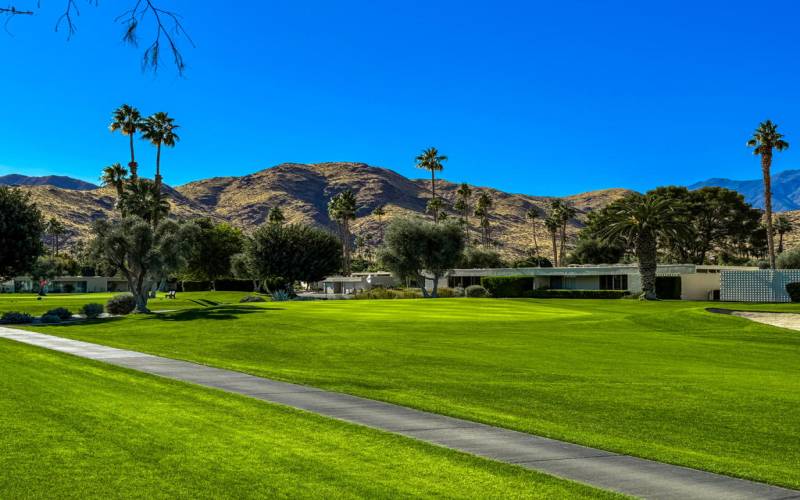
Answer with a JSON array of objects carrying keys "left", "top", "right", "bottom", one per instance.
[
  {"left": 181, "top": 281, "right": 212, "bottom": 292},
  {"left": 0, "top": 311, "right": 33, "bottom": 324},
  {"left": 214, "top": 279, "right": 254, "bottom": 292},
  {"left": 522, "top": 289, "right": 628, "bottom": 299},
  {"left": 45, "top": 307, "right": 73, "bottom": 320},
  {"left": 81, "top": 303, "right": 104, "bottom": 319},
  {"left": 786, "top": 282, "right": 800, "bottom": 303},
  {"left": 465, "top": 285, "right": 489, "bottom": 298},
  {"left": 107, "top": 294, "right": 136, "bottom": 315},
  {"left": 481, "top": 276, "right": 535, "bottom": 298}
]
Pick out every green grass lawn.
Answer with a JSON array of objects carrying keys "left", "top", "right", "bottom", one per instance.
[
  {"left": 0, "top": 338, "right": 617, "bottom": 499},
  {"left": 7, "top": 294, "right": 800, "bottom": 489}
]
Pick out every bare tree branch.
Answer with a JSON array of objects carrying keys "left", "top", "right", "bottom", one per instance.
[{"left": 3, "top": 1, "right": 193, "bottom": 75}]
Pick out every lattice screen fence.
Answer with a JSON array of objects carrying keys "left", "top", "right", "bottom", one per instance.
[{"left": 720, "top": 270, "right": 800, "bottom": 303}]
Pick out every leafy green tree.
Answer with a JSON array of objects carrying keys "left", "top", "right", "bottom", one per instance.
[
  {"left": 565, "top": 238, "right": 625, "bottom": 265},
  {"left": 777, "top": 248, "right": 800, "bottom": 269},
  {"left": 775, "top": 214, "right": 793, "bottom": 254},
  {"left": 748, "top": 120, "right": 789, "bottom": 269},
  {"left": 230, "top": 245, "right": 261, "bottom": 292},
  {"left": 511, "top": 254, "right": 552, "bottom": 268},
  {"left": 90, "top": 216, "right": 196, "bottom": 312},
  {"left": 0, "top": 187, "right": 45, "bottom": 281},
  {"left": 141, "top": 111, "right": 180, "bottom": 195},
  {"left": 415, "top": 147, "right": 447, "bottom": 222},
  {"left": 595, "top": 192, "right": 687, "bottom": 300},
  {"left": 268, "top": 206, "right": 286, "bottom": 225},
  {"left": 328, "top": 190, "right": 357, "bottom": 275},
  {"left": 183, "top": 219, "right": 245, "bottom": 289},
  {"left": 248, "top": 223, "right": 342, "bottom": 292},
  {"left": 378, "top": 218, "right": 464, "bottom": 298},
  {"left": 109, "top": 104, "right": 144, "bottom": 179},
  {"left": 459, "top": 247, "right": 506, "bottom": 268}
]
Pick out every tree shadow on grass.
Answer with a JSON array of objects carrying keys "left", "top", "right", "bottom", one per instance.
[
  {"left": 30, "top": 317, "right": 128, "bottom": 328},
  {"left": 145, "top": 305, "right": 283, "bottom": 322},
  {"left": 188, "top": 299, "right": 220, "bottom": 307}
]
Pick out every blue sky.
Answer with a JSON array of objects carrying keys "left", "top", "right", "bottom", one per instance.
[{"left": 1, "top": 0, "right": 799, "bottom": 196}]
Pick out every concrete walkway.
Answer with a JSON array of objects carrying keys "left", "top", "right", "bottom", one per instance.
[{"left": 1, "top": 327, "right": 798, "bottom": 500}]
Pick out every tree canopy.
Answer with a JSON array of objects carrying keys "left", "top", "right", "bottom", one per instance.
[
  {"left": 0, "top": 187, "right": 45, "bottom": 281},
  {"left": 183, "top": 219, "right": 245, "bottom": 286}
]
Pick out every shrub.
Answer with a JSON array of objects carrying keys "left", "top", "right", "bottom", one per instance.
[
  {"left": 271, "top": 289, "right": 291, "bottom": 302},
  {"left": 777, "top": 249, "right": 800, "bottom": 269},
  {"left": 523, "top": 289, "right": 628, "bottom": 299},
  {"left": 465, "top": 285, "right": 489, "bottom": 298},
  {"left": 453, "top": 286, "right": 465, "bottom": 297},
  {"left": 0, "top": 311, "right": 33, "bottom": 324},
  {"left": 106, "top": 294, "right": 137, "bottom": 315},
  {"left": 436, "top": 287, "right": 460, "bottom": 298},
  {"left": 182, "top": 281, "right": 212, "bottom": 292},
  {"left": 46, "top": 307, "right": 73, "bottom": 320},
  {"left": 786, "top": 283, "right": 800, "bottom": 303},
  {"left": 41, "top": 314, "right": 62, "bottom": 324},
  {"left": 353, "top": 288, "right": 423, "bottom": 300},
  {"left": 80, "top": 303, "right": 104, "bottom": 319},
  {"left": 481, "top": 276, "right": 535, "bottom": 298},
  {"left": 240, "top": 295, "right": 266, "bottom": 303},
  {"left": 214, "top": 279, "right": 254, "bottom": 292}
]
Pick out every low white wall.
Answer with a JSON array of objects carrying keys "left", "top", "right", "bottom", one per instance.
[{"left": 680, "top": 273, "right": 720, "bottom": 301}]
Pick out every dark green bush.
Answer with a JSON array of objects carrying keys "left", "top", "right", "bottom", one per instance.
[
  {"left": 80, "top": 303, "right": 104, "bottom": 319},
  {"left": 353, "top": 288, "right": 423, "bottom": 300},
  {"left": 786, "top": 283, "right": 800, "bottom": 303},
  {"left": 214, "top": 279, "right": 254, "bottom": 292},
  {"left": 523, "top": 289, "right": 628, "bottom": 299},
  {"left": 465, "top": 285, "right": 489, "bottom": 298},
  {"left": 106, "top": 294, "right": 136, "bottom": 315},
  {"left": 45, "top": 307, "right": 73, "bottom": 320},
  {"left": 181, "top": 281, "right": 212, "bottom": 292},
  {"left": 481, "top": 276, "right": 535, "bottom": 297},
  {"left": 0, "top": 311, "right": 33, "bottom": 324},
  {"left": 41, "top": 314, "right": 62, "bottom": 324}
]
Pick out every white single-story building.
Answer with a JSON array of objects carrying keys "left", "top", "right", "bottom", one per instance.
[
  {"left": 319, "top": 272, "right": 399, "bottom": 295},
  {"left": 0, "top": 276, "right": 130, "bottom": 294}
]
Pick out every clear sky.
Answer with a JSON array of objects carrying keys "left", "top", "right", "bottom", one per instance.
[{"left": 2, "top": 0, "right": 799, "bottom": 196}]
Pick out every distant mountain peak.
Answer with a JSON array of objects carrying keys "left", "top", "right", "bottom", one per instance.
[
  {"left": 689, "top": 169, "right": 800, "bottom": 211},
  {"left": 0, "top": 174, "right": 98, "bottom": 191}
]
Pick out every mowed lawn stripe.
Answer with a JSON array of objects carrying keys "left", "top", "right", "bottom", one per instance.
[
  {"left": 14, "top": 295, "right": 800, "bottom": 488},
  {"left": 0, "top": 338, "right": 620, "bottom": 499}
]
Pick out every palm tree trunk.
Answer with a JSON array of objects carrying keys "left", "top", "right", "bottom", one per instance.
[
  {"left": 155, "top": 142, "right": 163, "bottom": 191},
  {"left": 779, "top": 232, "right": 785, "bottom": 254},
  {"left": 762, "top": 154, "right": 776, "bottom": 269},
  {"left": 559, "top": 223, "right": 567, "bottom": 265},
  {"left": 532, "top": 221, "right": 540, "bottom": 266},
  {"left": 551, "top": 231, "right": 558, "bottom": 266},
  {"left": 431, "top": 171, "right": 436, "bottom": 199},
  {"left": 343, "top": 219, "right": 351, "bottom": 275},
  {"left": 129, "top": 135, "right": 137, "bottom": 180},
  {"left": 636, "top": 233, "right": 658, "bottom": 300}
]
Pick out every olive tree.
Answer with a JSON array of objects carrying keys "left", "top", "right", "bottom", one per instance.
[
  {"left": 90, "top": 216, "right": 197, "bottom": 313},
  {"left": 379, "top": 218, "right": 465, "bottom": 298}
]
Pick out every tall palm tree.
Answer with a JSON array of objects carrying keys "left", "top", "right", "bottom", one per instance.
[
  {"left": 775, "top": 214, "right": 793, "bottom": 254},
  {"left": 455, "top": 183, "right": 472, "bottom": 245},
  {"left": 747, "top": 120, "right": 789, "bottom": 269},
  {"left": 426, "top": 197, "right": 445, "bottom": 223},
  {"left": 415, "top": 147, "right": 447, "bottom": 222},
  {"left": 544, "top": 214, "right": 560, "bottom": 266},
  {"left": 597, "top": 193, "right": 685, "bottom": 300},
  {"left": 101, "top": 163, "right": 129, "bottom": 213},
  {"left": 120, "top": 178, "right": 170, "bottom": 225},
  {"left": 47, "top": 217, "right": 66, "bottom": 255},
  {"left": 526, "top": 206, "right": 541, "bottom": 266},
  {"left": 328, "top": 190, "right": 357, "bottom": 275},
  {"left": 475, "top": 191, "right": 493, "bottom": 247},
  {"left": 109, "top": 104, "right": 143, "bottom": 179},
  {"left": 558, "top": 201, "right": 577, "bottom": 265},
  {"left": 141, "top": 111, "right": 180, "bottom": 192}
]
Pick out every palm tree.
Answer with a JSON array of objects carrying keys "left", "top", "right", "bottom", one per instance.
[
  {"left": 426, "top": 197, "right": 445, "bottom": 223},
  {"left": 47, "top": 217, "right": 66, "bottom": 255},
  {"left": 415, "top": 147, "right": 447, "bottom": 222},
  {"left": 268, "top": 206, "right": 286, "bottom": 225},
  {"left": 120, "top": 178, "right": 170, "bottom": 225},
  {"left": 141, "top": 111, "right": 180, "bottom": 192},
  {"left": 100, "top": 163, "right": 128, "bottom": 199},
  {"left": 455, "top": 183, "right": 472, "bottom": 245},
  {"left": 597, "top": 193, "right": 685, "bottom": 300},
  {"left": 544, "top": 214, "right": 560, "bottom": 266},
  {"left": 109, "top": 104, "right": 143, "bottom": 179},
  {"left": 475, "top": 191, "right": 493, "bottom": 247},
  {"left": 526, "top": 206, "right": 541, "bottom": 266},
  {"left": 747, "top": 120, "right": 789, "bottom": 269},
  {"left": 775, "top": 214, "right": 793, "bottom": 254},
  {"left": 328, "top": 190, "right": 357, "bottom": 275},
  {"left": 558, "top": 201, "right": 577, "bottom": 265},
  {"left": 372, "top": 205, "right": 386, "bottom": 243}
]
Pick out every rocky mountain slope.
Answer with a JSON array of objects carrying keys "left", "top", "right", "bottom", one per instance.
[
  {"left": 0, "top": 174, "right": 98, "bottom": 191},
  {"left": 11, "top": 162, "right": 633, "bottom": 260}
]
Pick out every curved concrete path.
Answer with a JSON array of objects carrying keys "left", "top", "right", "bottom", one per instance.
[{"left": 1, "top": 326, "right": 798, "bottom": 500}]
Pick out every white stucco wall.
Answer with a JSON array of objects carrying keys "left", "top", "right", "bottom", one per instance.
[{"left": 680, "top": 273, "right": 720, "bottom": 301}]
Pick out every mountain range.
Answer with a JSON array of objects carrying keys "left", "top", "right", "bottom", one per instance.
[
  {"left": 3, "top": 162, "right": 632, "bottom": 260},
  {"left": 0, "top": 174, "right": 98, "bottom": 191},
  {"left": 689, "top": 169, "right": 800, "bottom": 211}
]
